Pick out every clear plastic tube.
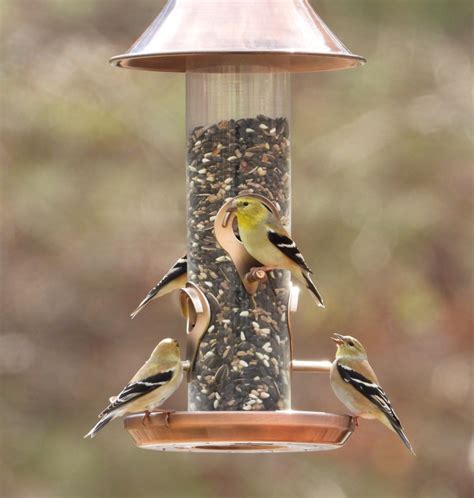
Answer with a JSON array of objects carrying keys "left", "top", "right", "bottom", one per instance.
[{"left": 186, "top": 65, "right": 292, "bottom": 411}]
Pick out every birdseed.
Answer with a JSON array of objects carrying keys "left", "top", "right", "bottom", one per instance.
[{"left": 187, "top": 114, "right": 291, "bottom": 411}]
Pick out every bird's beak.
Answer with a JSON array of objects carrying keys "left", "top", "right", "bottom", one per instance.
[
  {"left": 222, "top": 202, "right": 237, "bottom": 228},
  {"left": 227, "top": 199, "right": 238, "bottom": 213},
  {"left": 331, "top": 333, "right": 345, "bottom": 345}
]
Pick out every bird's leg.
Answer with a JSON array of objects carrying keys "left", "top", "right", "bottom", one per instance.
[
  {"left": 164, "top": 410, "right": 174, "bottom": 427},
  {"left": 151, "top": 408, "right": 175, "bottom": 427},
  {"left": 266, "top": 273, "right": 278, "bottom": 296},
  {"left": 141, "top": 410, "right": 151, "bottom": 426},
  {"left": 262, "top": 266, "right": 275, "bottom": 272}
]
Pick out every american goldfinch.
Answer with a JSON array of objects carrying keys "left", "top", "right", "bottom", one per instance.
[
  {"left": 84, "top": 338, "right": 183, "bottom": 438},
  {"left": 330, "top": 333, "right": 415, "bottom": 454},
  {"left": 130, "top": 255, "right": 187, "bottom": 318},
  {"left": 230, "top": 196, "right": 324, "bottom": 307}
]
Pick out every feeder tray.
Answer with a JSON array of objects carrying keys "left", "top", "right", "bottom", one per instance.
[
  {"left": 124, "top": 411, "right": 354, "bottom": 453},
  {"left": 123, "top": 359, "right": 352, "bottom": 453}
]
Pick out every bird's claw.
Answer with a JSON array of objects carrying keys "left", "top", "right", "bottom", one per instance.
[
  {"left": 163, "top": 409, "right": 175, "bottom": 427},
  {"left": 141, "top": 410, "right": 151, "bottom": 426},
  {"left": 151, "top": 409, "right": 175, "bottom": 428}
]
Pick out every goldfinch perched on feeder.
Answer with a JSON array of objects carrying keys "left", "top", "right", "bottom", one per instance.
[
  {"left": 230, "top": 196, "right": 324, "bottom": 307},
  {"left": 130, "top": 255, "right": 187, "bottom": 318},
  {"left": 84, "top": 338, "right": 183, "bottom": 438},
  {"left": 330, "top": 333, "right": 415, "bottom": 454}
]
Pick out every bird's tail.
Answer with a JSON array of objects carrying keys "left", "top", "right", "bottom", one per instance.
[
  {"left": 130, "top": 256, "right": 187, "bottom": 319},
  {"left": 130, "top": 295, "right": 155, "bottom": 319},
  {"left": 301, "top": 271, "right": 325, "bottom": 308},
  {"left": 83, "top": 413, "right": 116, "bottom": 439},
  {"left": 380, "top": 414, "right": 416, "bottom": 455},
  {"left": 391, "top": 423, "right": 416, "bottom": 455}
]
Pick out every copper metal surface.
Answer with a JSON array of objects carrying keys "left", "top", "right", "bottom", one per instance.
[
  {"left": 291, "top": 359, "right": 332, "bottom": 373},
  {"left": 179, "top": 283, "right": 211, "bottom": 381},
  {"left": 286, "top": 285, "right": 299, "bottom": 375},
  {"left": 124, "top": 410, "right": 355, "bottom": 453},
  {"left": 110, "top": 0, "right": 365, "bottom": 72},
  {"left": 180, "top": 359, "right": 332, "bottom": 374}
]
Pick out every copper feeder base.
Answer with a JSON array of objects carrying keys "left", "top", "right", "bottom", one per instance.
[{"left": 124, "top": 411, "right": 355, "bottom": 453}]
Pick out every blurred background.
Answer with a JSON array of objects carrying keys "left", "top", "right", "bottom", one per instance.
[{"left": 1, "top": 0, "right": 472, "bottom": 497}]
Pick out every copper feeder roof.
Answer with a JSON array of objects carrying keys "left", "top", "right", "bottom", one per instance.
[{"left": 110, "top": 0, "right": 365, "bottom": 72}]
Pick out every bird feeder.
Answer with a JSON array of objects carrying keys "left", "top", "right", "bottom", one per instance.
[{"left": 111, "top": 0, "right": 364, "bottom": 453}]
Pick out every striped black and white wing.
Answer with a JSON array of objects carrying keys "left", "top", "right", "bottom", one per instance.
[
  {"left": 267, "top": 230, "right": 312, "bottom": 273},
  {"left": 99, "top": 368, "right": 175, "bottom": 417},
  {"left": 131, "top": 254, "right": 187, "bottom": 318},
  {"left": 337, "top": 363, "right": 401, "bottom": 427},
  {"left": 337, "top": 362, "right": 415, "bottom": 453}
]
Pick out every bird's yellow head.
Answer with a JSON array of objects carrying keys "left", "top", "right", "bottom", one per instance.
[
  {"left": 150, "top": 338, "right": 180, "bottom": 363},
  {"left": 230, "top": 196, "right": 270, "bottom": 229},
  {"left": 331, "top": 333, "right": 367, "bottom": 360}
]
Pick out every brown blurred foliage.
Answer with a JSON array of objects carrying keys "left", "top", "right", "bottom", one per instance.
[{"left": 1, "top": 1, "right": 472, "bottom": 497}]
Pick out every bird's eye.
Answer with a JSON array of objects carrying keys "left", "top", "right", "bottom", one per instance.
[
  {"left": 348, "top": 341, "right": 354, "bottom": 347},
  {"left": 242, "top": 201, "right": 249, "bottom": 207}
]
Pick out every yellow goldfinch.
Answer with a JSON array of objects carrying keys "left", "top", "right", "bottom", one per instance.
[
  {"left": 230, "top": 196, "right": 324, "bottom": 307},
  {"left": 84, "top": 338, "right": 183, "bottom": 438},
  {"left": 330, "top": 333, "right": 415, "bottom": 454},
  {"left": 130, "top": 255, "right": 187, "bottom": 318}
]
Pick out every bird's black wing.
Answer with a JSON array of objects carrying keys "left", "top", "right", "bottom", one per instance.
[
  {"left": 99, "top": 368, "right": 175, "bottom": 417},
  {"left": 131, "top": 255, "right": 187, "bottom": 318},
  {"left": 153, "top": 255, "right": 187, "bottom": 292},
  {"left": 337, "top": 362, "right": 415, "bottom": 453},
  {"left": 337, "top": 363, "right": 401, "bottom": 427},
  {"left": 267, "top": 230, "right": 312, "bottom": 273}
]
